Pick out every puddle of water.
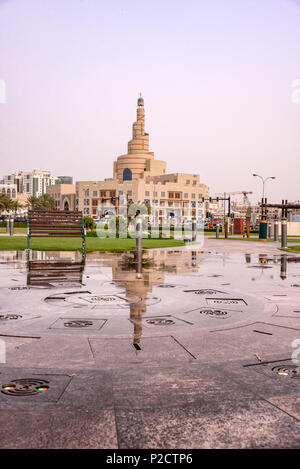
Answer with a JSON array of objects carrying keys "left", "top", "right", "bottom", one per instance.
[{"left": 0, "top": 249, "right": 299, "bottom": 347}]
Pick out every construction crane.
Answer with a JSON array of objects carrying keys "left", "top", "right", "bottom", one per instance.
[{"left": 215, "top": 191, "right": 253, "bottom": 215}]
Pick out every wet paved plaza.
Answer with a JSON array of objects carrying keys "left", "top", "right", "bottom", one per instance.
[{"left": 0, "top": 239, "right": 299, "bottom": 448}]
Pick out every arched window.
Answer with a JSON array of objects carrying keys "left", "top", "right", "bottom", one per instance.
[
  {"left": 123, "top": 168, "right": 132, "bottom": 181},
  {"left": 64, "top": 200, "right": 69, "bottom": 211}
]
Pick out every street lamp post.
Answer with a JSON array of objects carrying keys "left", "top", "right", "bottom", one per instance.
[{"left": 253, "top": 174, "right": 276, "bottom": 240}]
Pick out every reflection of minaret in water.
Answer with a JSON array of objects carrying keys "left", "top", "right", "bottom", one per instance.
[{"left": 111, "top": 254, "right": 163, "bottom": 351}]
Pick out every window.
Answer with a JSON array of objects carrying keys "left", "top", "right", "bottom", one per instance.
[
  {"left": 93, "top": 191, "right": 98, "bottom": 197},
  {"left": 84, "top": 189, "right": 89, "bottom": 197},
  {"left": 100, "top": 191, "right": 106, "bottom": 197},
  {"left": 161, "top": 192, "right": 165, "bottom": 197},
  {"left": 127, "top": 190, "right": 132, "bottom": 196},
  {"left": 184, "top": 193, "right": 188, "bottom": 198},
  {"left": 175, "top": 192, "right": 180, "bottom": 199},
  {"left": 186, "top": 180, "right": 190, "bottom": 184},
  {"left": 145, "top": 191, "right": 150, "bottom": 196},
  {"left": 198, "top": 194, "right": 203, "bottom": 199},
  {"left": 191, "top": 193, "right": 195, "bottom": 199},
  {"left": 153, "top": 191, "right": 157, "bottom": 197},
  {"left": 168, "top": 192, "right": 174, "bottom": 198},
  {"left": 193, "top": 180, "right": 197, "bottom": 185},
  {"left": 84, "top": 198, "right": 90, "bottom": 206},
  {"left": 123, "top": 168, "right": 132, "bottom": 181},
  {"left": 119, "top": 191, "right": 123, "bottom": 195},
  {"left": 92, "top": 199, "right": 98, "bottom": 206}
]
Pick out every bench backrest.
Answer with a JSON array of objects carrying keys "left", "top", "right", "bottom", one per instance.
[{"left": 28, "top": 210, "right": 85, "bottom": 238}]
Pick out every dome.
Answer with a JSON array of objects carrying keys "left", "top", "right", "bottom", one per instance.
[{"left": 137, "top": 94, "right": 144, "bottom": 107}]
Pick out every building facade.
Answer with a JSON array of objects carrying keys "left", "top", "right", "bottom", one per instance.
[
  {"left": 46, "top": 184, "right": 76, "bottom": 211},
  {"left": 2, "top": 170, "right": 57, "bottom": 197},
  {"left": 76, "top": 96, "right": 209, "bottom": 223}
]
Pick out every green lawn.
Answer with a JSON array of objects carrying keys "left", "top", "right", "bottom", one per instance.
[
  {"left": 281, "top": 246, "right": 300, "bottom": 253},
  {"left": 0, "top": 236, "right": 185, "bottom": 252},
  {"left": 209, "top": 236, "right": 300, "bottom": 243},
  {"left": 0, "top": 227, "right": 27, "bottom": 234}
]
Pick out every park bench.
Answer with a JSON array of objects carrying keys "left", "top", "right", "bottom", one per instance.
[
  {"left": 27, "top": 210, "right": 86, "bottom": 252},
  {"left": 27, "top": 259, "right": 85, "bottom": 287}
]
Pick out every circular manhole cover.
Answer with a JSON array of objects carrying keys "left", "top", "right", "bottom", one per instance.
[
  {"left": 0, "top": 314, "right": 22, "bottom": 321},
  {"left": 1, "top": 379, "right": 50, "bottom": 396},
  {"left": 64, "top": 320, "right": 93, "bottom": 328},
  {"left": 199, "top": 309, "right": 229, "bottom": 318},
  {"left": 194, "top": 289, "right": 219, "bottom": 295},
  {"left": 272, "top": 365, "right": 300, "bottom": 378},
  {"left": 146, "top": 318, "right": 175, "bottom": 326},
  {"left": 158, "top": 284, "right": 177, "bottom": 288},
  {"left": 89, "top": 296, "right": 117, "bottom": 303}
]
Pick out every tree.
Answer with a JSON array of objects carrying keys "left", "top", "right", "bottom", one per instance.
[
  {"left": 84, "top": 216, "right": 95, "bottom": 230},
  {"left": 26, "top": 194, "right": 56, "bottom": 210},
  {"left": 10, "top": 200, "right": 24, "bottom": 215},
  {"left": 0, "top": 194, "right": 13, "bottom": 213}
]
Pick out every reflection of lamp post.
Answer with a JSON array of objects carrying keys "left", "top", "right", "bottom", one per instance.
[{"left": 253, "top": 174, "right": 276, "bottom": 239}]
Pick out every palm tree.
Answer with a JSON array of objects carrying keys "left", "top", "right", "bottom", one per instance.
[
  {"left": 26, "top": 194, "right": 56, "bottom": 210},
  {"left": 10, "top": 200, "right": 24, "bottom": 216},
  {"left": 26, "top": 196, "right": 39, "bottom": 210}
]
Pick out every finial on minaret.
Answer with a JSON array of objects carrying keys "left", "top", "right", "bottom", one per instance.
[{"left": 137, "top": 93, "right": 144, "bottom": 107}]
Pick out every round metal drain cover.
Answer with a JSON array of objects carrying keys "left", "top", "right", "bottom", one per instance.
[
  {"left": 199, "top": 309, "right": 229, "bottom": 318},
  {"left": 89, "top": 296, "right": 116, "bottom": 302},
  {"left": 272, "top": 365, "right": 300, "bottom": 378},
  {"left": 1, "top": 379, "right": 49, "bottom": 396},
  {"left": 0, "top": 314, "right": 22, "bottom": 321},
  {"left": 64, "top": 320, "right": 93, "bottom": 328},
  {"left": 194, "top": 289, "right": 218, "bottom": 295},
  {"left": 158, "top": 284, "right": 176, "bottom": 288},
  {"left": 146, "top": 318, "right": 175, "bottom": 326}
]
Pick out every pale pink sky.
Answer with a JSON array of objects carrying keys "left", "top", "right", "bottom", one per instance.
[{"left": 0, "top": 0, "right": 300, "bottom": 204}]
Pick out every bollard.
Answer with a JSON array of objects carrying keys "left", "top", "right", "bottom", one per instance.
[
  {"left": 136, "top": 215, "right": 142, "bottom": 278},
  {"left": 6, "top": 218, "right": 9, "bottom": 234},
  {"left": 281, "top": 218, "right": 288, "bottom": 249},
  {"left": 268, "top": 223, "right": 273, "bottom": 239},
  {"left": 9, "top": 218, "right": 14, "bottom": 236},
  {"left": 280, "top": 255, "right": 287, "bottom": 280},
  {"left": 274, "top": 220, "right": 278, "bottom": 241},
  {"left": 192, "top": 219, "right": 197, "bottom": 242},
  {"left": 216, "top": 223, "right": 220, "bottom": 238}
]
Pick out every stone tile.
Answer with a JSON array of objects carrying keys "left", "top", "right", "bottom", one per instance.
[
  {"left": 213, "top": 359, "right": 300, "bottom": 400},
  {"left": 116, "top": 400, "right": 300, "bottom": 449},
  {"left": 112, "top": 363, "right": 256, "bottom": 409},
  {"left": 266, "top": 396, "right": 300, "bottom": 420},
  {"left": 89, "top": 336, "right": 194, "bottom": 368},
  {"left": 57, "top": 371, "right": 114, "bottom": 410},
  {"left": 0, "top": 410, "right": 118, "bottom": 448},
  {"left": 4, "top": 335, "right": 95, "bottom": 369}
]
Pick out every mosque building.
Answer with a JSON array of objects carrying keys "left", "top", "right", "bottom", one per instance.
[{"left": 75, "top": 95, "right": 209, "bottom": 223}]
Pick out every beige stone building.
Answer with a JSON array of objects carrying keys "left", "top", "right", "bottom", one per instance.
[
  {"left": 76, "top": 95, "right": 209, "bottom": 223},
  {"left": 47, "top": 184, "right": 76, "bottom": 211}
]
